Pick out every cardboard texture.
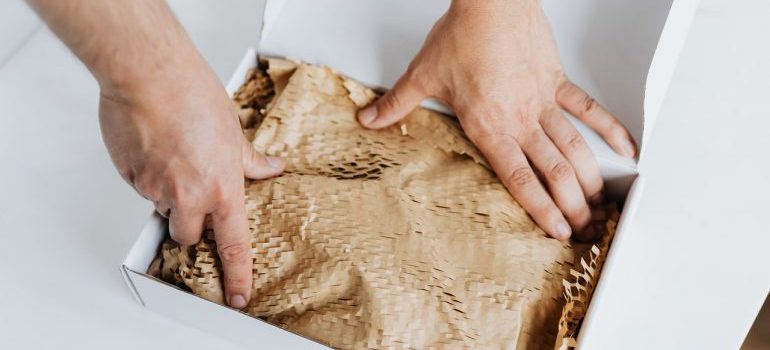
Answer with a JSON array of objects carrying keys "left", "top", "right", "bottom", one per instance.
[{"left": 149, "top": 59, "right": 619, "bottom": 349}]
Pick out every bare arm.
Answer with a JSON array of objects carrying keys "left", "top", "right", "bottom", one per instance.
[
  {"left": 27, "top": 0, "right": 192, "bottom": 91},
  {"left": 27, "top": 0, "right": 283, "bottom": 309}
]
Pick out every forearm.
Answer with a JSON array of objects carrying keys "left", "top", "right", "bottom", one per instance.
[
  {"left": 450, "top": 0, "right": 536, "bottom": 13},
  {"left": 26, "top": 0, "right": 199, "bottom": 91}
]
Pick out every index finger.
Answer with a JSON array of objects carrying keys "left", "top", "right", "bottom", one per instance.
[{"left": 211, "top": 191, "right": 253, "bottom": 309}]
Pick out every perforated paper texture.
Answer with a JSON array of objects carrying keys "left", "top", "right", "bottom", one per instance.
[{"left": 149, "top": 59, "right": 618, "bottom": 350}]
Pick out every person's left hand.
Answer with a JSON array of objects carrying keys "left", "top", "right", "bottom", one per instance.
[{"left": 357, "top": 0, "right": 636, "bottom": 241}]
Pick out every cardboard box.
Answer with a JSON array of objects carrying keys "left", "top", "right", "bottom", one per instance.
[{"left": 121, "top": 0, "right": 699, "bottom": 348}]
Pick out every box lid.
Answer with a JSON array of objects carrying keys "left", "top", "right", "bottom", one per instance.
[{"left": 257, "top": 0, "right": 697, "bottom": 177}]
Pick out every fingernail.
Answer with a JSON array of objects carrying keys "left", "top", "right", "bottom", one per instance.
[
  {"left": 266, "top": 156, "right": 284, "bottom": 169},
  {"left": 358, "top": 105, "right": 378, "bottom": 126},
  {"left": 228, "top": 294, "right": 246, "bottom": 309},
  {"left": 554, "top": 221, "right": 572, "bottom": 240},
  {"left": 590, "top": 191, "right": 604, "bottom": 206},
  {"left": 621, "top": 139, "right": 636, "bottom": 158}
]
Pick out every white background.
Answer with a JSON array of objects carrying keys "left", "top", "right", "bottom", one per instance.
[{"left": 0, "top": 0, "right": 767, "bottom": 349}]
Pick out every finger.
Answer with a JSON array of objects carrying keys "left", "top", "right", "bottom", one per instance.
[
  {"left": 540, "top": 110, "right": 604, "bottom": 204},
  {"left": 519, "top": 127, "right": 592, "bottom": 233},
  {"left": 168, "top": 209, "right": 206, "bottom": 246},
  {"left": 242, "top": 137, "right": 284, "bottom": 179},
  {"left": 211, "top": 192, "right": 253, "bottom": 309},
  {"left": 472, "top": 130, "right": 572, "bottom": 240},
  {"left": 556, "top": 80, "right": 637, "bottom": 158},
  {"left": 153, "top": 200, "right": 171, "bottom": 218},
  {"left": 357, "top": 70, "right": 426, "bottom": 129}
]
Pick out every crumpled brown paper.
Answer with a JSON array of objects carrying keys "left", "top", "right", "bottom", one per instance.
[{"left": 148, "top": 57, "right": 619, "bottom": 350}]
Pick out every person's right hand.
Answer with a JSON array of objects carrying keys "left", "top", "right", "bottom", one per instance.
[{"left": 98, "top": 49, "right": 284, "bottom": 309}]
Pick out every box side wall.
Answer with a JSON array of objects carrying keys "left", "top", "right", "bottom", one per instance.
[
  {"left": 121, "top": 213, "right": 168, "bottom": 304},
  {"left": 576, "top": 175, "right": 645, "bottom": 348},
  {"left": 128, "top": 270, "right": 328, "bottom": 349},
  {"left": 225, "top": 47, "right": 258, "bottom": 96},
  {"left": 120, "top": 265, "right": 144, "bottom": 306},
  {"left": 123, "top": 214, "right": 166, "bottom": 270}
]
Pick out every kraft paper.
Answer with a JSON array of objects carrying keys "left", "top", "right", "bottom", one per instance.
[{"left": 149, "top": 58, "right": 619, "bottom": 350}]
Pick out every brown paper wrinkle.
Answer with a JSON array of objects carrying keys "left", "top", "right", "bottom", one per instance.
[{"left": 148, "top": 57, "right": 620, "bottom": 350}]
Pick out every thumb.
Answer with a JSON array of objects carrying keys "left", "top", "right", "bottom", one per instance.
[
  {"left": 357, "top": 72, "right": 425, "bottom": 129},
  {"left": 241, "top": 137, "right": 284, "bottom": 179}
]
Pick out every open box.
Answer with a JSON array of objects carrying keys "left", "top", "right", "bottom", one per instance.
[{"left": 121, "top": 0, "right": 699, "bottom": 348}]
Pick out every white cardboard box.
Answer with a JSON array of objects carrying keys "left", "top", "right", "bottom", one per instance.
[{"left": 121, "top": 0, "right": 699, "bottom": 348}]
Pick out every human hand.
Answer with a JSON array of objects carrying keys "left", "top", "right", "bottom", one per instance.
[
  {"left": 357, "top": 0, "right": 636, "bottom": 241},
  {"left": 99, "top": 49, "right": 284, "bottom": 308}
]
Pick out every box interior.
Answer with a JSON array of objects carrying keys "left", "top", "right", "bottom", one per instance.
[
  {"left": 124, "top": 50, "right": 636, "bottom": 349},
  {"left": 121, "top": 0, "right": 699, "bottom": 347}
]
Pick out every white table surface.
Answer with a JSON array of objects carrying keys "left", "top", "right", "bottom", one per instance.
[{"left": 0, "top": 1, "right": 767, "bottom": 349}]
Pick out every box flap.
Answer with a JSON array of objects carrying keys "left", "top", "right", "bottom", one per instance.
[
  {"left": 640, "top": 0, "right": 700, "bottom": 165},
  {"left": 121, "top": 213, "right": 167, "bottom": 306},
  {"left": 258, "top": 0, "right": 698, "bottom": 176},
  {"left": 225, "top": 47, "right": 258, "bottom": 96},
  {"left": 122, "top": 213, "right": 167, "bottom": 273}
]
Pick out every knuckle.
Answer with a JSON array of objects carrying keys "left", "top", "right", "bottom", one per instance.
[
  {"left": 170, "top": 190, "right": 191, "bottom": 210},
  {"left": 404, "top": 65, "right": 430, "bottom": 93},
  {"left": 507, "top": 167, "right": 537, "bottom": 189},
  {"left": 463, "top": 119, "right": 496, "bottom": 145},
  {"left": 519, "top": 122, "right": 543, "bottom": 142},
  {"left": 564, "top": 133, "right": 586, "bottom": 153},
  {"left": 547, "top": 161, "right": 573, "bottom": 183},
  {"left": 218, "top": 242, "right": 252, "bottom": 264},
  {"left": 250, "top": 149, "right": 266, "bottom": 166},
  {"left": 223, "top": 275, "right": 250, "bottom": 288},
  {"left": 155, "top": 203, "right": 171, "bottom": 217},
  {"left": 582, "top": 95, "right": 598, "bottom": 113},
  {"left": 210, "top": 183, "right": 232, "bottom": 205},
  {"left": 403, "top": 65, "right": 420, "bottom": 84},
  {"left": 556, "top": 79, "right": 576, "bottom": 101},
  {"left": 380, "top": 90, "right": 403, "bottom": 113},
  {"left": 133, "top": 174, "right": 159, "bottom": 199},
  {"left": 169, "top": 185, "right": 206, "bottom": 213}
]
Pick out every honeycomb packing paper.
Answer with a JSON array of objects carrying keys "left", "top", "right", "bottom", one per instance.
[{"left": 149, "top": 58, "right": 618, "bottom": 350}]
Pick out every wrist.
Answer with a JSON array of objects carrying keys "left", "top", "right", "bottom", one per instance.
[
  {"left": 93, "top": 40, "right": 199, "bottom": 92},
  {"left": 96, "top": 42, "right": 216, "bottom": 105}
]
